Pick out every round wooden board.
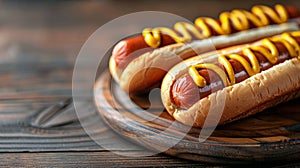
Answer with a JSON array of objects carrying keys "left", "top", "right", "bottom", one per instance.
[{"left": 94, "top": 70, "right": 300, "bottom": 164}]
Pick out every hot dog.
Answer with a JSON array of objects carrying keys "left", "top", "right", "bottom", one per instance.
[
  {"left": 109, "top": 4, "right": 300, "bottom": 95},
  {"left": 161, "top": 31, "right": 300, "bottom": 127}
]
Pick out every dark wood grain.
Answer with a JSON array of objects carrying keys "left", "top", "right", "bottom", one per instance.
[
  {"left": 1, "top": 0, "right": 300, "bottom": 167},
  {"left": 2, "top": 151, "right": 300, "bottom": 168},
  {"left": 0, "top": 152, "right": 209, "bottom": 167}
]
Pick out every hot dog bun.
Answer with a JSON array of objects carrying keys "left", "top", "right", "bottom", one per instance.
[
  {"left": 110, "top": 23, "right": 299, "bottom": 95},
  {"left": 161, "top": 34, "right": 300, "bottom": 127}
]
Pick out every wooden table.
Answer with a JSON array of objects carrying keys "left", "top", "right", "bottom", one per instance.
[{"left": 1, "top": 0, "right": 300, "bottom": 167}]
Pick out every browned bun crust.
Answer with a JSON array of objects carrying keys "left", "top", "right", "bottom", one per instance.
[
  {"left": 161, "top": 45, "right": 300, "bottom": 127},
  {"left": 109, "top": 23, "right": 299, "bottom": 94},
  {"left": 109, "top": 56, "right": 120, "bottom": 83}
]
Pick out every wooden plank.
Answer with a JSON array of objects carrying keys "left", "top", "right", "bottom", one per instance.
[
  {"left": 0, "top": 151, "right": 299, "bottom": 167},
  {"left": 0, "top": 151, "right": 209, "bottom": 168},
  {"left": 0, "top": 100, "right": 99, "bottom": 151}
]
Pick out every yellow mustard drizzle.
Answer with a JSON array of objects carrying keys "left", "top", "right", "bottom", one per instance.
[
  {"left": 142, "top": 4, "right": 288, "bottom": 48},
  {"left": 188, "top": 31, "right": 300, "bottom": 88}
]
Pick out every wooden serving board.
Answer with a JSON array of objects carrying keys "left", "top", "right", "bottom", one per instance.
[{"left": 94, "top": 70, "right": 300, "bottom": 164}]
